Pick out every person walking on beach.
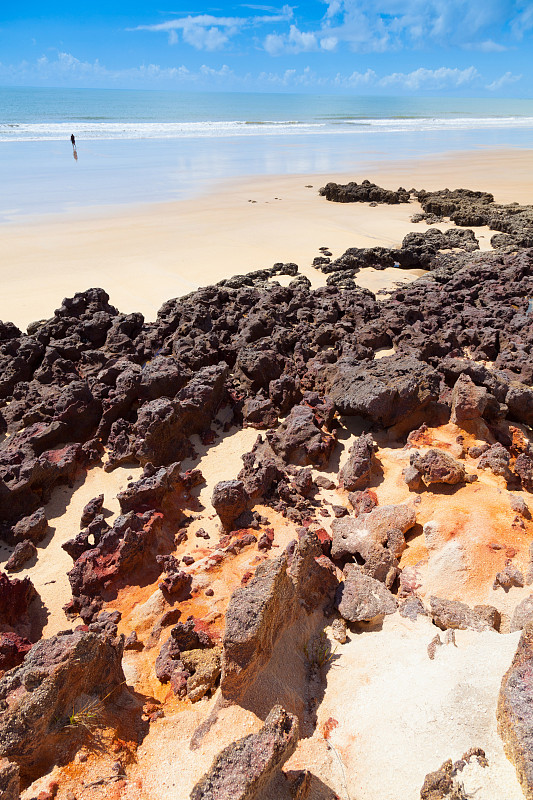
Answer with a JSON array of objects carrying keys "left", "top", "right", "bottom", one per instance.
[
  {"left": 71, "top": 133, "right": 76, "bottom": 147},
  {"left": 71, "top": 133, "right": 78, "bottom": 161}
]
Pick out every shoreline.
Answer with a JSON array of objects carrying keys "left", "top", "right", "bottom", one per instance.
[{"left": 1, "top": 146, "right": 532, "bottom": 330}]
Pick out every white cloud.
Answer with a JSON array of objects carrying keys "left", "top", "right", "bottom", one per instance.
[
  {"left": 464, "top": 38, "right": 507, "bottom": 51},
  {"left": 0, "top": 51, "right": 523, "bottom": 96},
  {"left": 263, "top": 24, "right": 343, "bottom": 53},
  {"left": 297, "top": 0, "right": 522, "bottom": 53},
  {"left": 320, "top": 36, "right": 338, "bottom": 50},
  {"left": 511, "top": 3, "right": 533, "bottom": 38},
  {"left": 380, "top": 66, "right": 481, "bottom": 89},
  {"left": 486, "top": 70, "right": 522, "bottom": 90},
  {"left": 264, "top": 33, "right": 285, "bottom": 55},
  {"left": 130, "top": 7, "right": 293, "bottom": 50},
  {"left": 334, "top": 68, "right": 378, "bottom": 87},
  {"left": 0, "top": 51, "right": 237, "bottom": 88}
]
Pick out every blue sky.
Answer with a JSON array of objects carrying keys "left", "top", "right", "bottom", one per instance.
[{"left": 0, "top": 1, "right": 531, "bottom": 94}]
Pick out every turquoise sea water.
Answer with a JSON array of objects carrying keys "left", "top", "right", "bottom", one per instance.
[{"left": 1, "top": 87, "right": 532, "bottom": 220}]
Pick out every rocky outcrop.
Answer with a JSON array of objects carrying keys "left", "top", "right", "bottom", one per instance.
[
  {"left": 429, "top": 597, "right": 494, "bottom": 632},
  {"left": 335, "top": 565, "right": 397, "bottom": 623},
  {"left": 221, "top": 531, "right": 338, "bottom": 702},
  {"left": 212, "top": 480, "right": 249, "bottom": 532},
  {"left": 0, "top": 758, "right": 20, "bottom": 800},
  {"left": 80, "top": 493, "right": 104, "bottom": 527},
  {"left": 0, "top": 629, "right": 125, "bottom": 781},
  {"left": 478, "top": 443, "right": 512, "bottom": 482},
  {"left": 321, "top": 355, "right": 440, "bottom": 428},
  {"left": 411, "top": 449, "right": 466, "bottom": 486},
  {"left": 450, "top": 373, "right": 488, "bottom": 424},
  {"left": 319, "top": 180, "right": 410, "bottom": 204},
  {"left": 267, "top": 401, "right": 335, "bottom": 468},
  {"left": 117, "top": 462, "right": 203, "bottom": 514},
  {"left": 338, "top": 433, "right": 377, "bottom": 491},
  {"left": 221, "top": 554, "right": 295, "bottom": 701},
  {"left": 498, "top": 623, "right": 533, "bottom": 798},
  {"left": 331, "top": 504, "right": 416, "bottom": 588},
  {"left": 132, "top": 363, "right": 229, "bottom": 467},
  {"left": 190, "top": 705, "right": 299, "bottom": 800},
  {"left": 0, "top": 572, "right": 36, "bottom": 630},
  {"left": 0, "top": 632, "right": 33, "bottom": 673},
  {"left": 65, "top": 510, "right": 164, "bottom": 622}
]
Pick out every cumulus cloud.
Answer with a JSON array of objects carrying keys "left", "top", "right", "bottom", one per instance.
[
  {"left": 486, "top": 70, "right": 522, "bottom": 90},
  {"left": 0, "top": 51, "right": 522, "bottom": 96},
  {"left": 130, "top": 7, "right": 293, "bottom": 50},
  {"left": 334, "top": 68, "right": 378, "bottom": 87},
  {"left": 263, "top": 0, "right": 525, "bottom": 54},
  {"left": 0, "top": 51, "right": 236, "bottom": 88},
  {"left": 380, "top": 66, "right": 480, "bottom": 89}
]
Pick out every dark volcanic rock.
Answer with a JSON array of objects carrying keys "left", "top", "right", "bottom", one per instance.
[
  {"left": 190, "top": 705, "right": 299, "bottom": 800},
  {"left": 498, "top": 623, "right": 533, "bottom": 798},
  {"left": 450, "top": 373, "right": 488, "bottom": 424},
  {"left": 478, "top": 443, "right": 512, "bottom": 482},
  {"left": 238, "top": 437, "right": 285, "bottom": 500},
  {"left": 80, "top": 494, "right": 104, "bottom": 527},
  {"left": 133, "top": 363, "right": 228, "bottom": 467},
  {"left": 0, "top": 572, "right": 36, "bottom": 629},
  {"left": 212, "top": 480, "right": 248, "bottom": 532},
  {"left": 66, "top": 510, "right": 164, "bottom": 621},
  {"left": 411, "top": 449, "right": 466, "bottom": 486},
  {"left": 5, "top": 540, "right": 37, "bottom": 572},
  {"left": 9, "top": 508, "right": 48, "bottom": 545},
  {"left": 515, "top": 452, "right": 533, "bottom": 493},
  {"left": 0, "top": 758, "right": 20, "bottom": 800},
  {"left": 117, "top": 462, "right": 203, "bottom": 514},
  {"left": 0, "top": 629, "right": 125, "bottom": 781},
  {"left": 267, "top": 402, "right": 335, "bottom": 468},
  {"left": 321, "top": 355, "right": 440, "bottom": 427},
  {"left": 319, "top": 180, "right": 410, "bottom": 205},
  {"left": 338, "top": 432, "right": 377, "bottom": 491},
  {"left": 0, "top": 632, "right": 33, "bottom": 673}
]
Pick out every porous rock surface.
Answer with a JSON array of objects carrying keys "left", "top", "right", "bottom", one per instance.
[
  {"left": 221, "top": 531, "right": 337, "bottom": 702},
  {"left": 190, "top": 705, "right": 299, "bottom": 800},
  {"left": 335, "top": 564, "right": 398, "bottom": 623},
  {"left": 498, "top": 623, "right": 533, "bottom": 798},
  {"left": 0, "top": 629, "right": 125, "bottom": 781}
]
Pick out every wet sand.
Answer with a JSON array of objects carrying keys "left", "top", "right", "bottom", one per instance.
[{"left": 0, "top": 147, "right": 531, "bottom": 330}]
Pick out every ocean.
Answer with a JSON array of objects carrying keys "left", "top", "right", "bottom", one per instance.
[{"left": 1, "top": 87, "right": 533, "bottom": 220}]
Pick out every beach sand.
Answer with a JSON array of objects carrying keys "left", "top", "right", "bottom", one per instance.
[{"left": 1, "top": 147, "right": 531, "bottom": 330}]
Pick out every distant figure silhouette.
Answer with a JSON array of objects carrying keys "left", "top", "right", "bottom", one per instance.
[
  {"left": 71, "top": 133, "right": 77, "bottom": 161},
  {"left": 71, "top": 134, "right": 76, "bottom": 147}
]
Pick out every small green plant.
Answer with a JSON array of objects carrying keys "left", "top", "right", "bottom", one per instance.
[
  {"left": 303, "top": 631, "right": 336, "bottom": 671},
  {"left": 67, "top": 697, "right": 106, "bottom": 732},
  {"left": 65, "top": 681, "right": 125, "bottom": 734}
]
